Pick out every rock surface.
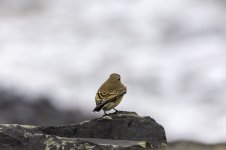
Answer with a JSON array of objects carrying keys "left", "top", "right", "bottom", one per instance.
[{"left": 0, "top": 111, "right": 167, "bottom": 150}]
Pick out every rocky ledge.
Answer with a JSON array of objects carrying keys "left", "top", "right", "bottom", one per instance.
[{"left": 0, "top": 111, "right": 167, "bottom": 150}]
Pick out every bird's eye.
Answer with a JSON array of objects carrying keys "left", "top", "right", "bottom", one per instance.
[{"left": 118, "top": 78, "right": 120, "bottom": 81}]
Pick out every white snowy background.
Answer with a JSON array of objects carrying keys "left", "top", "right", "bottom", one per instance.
[{"left": 0, "top": 0, "right": 226, "bottom": 143}]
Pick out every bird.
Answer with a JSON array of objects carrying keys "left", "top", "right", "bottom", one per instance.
[{"left": 93, "top": 73, "right": 127, "bottom": 115}]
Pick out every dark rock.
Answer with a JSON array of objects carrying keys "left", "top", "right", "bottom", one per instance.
[
  {"left": 0, "top": 111, "right": 167, "bottom": 149},
  {"left": 0, "top": 125, "right": 148, "bottom": 150},
  {"left": 40, "top": 112, "right": 167, "bottom": 148},
  {"left": 39, "top": 111, "right": 167, "bottom": 148}
]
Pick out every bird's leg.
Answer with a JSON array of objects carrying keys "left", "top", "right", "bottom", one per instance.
[
  {"left": 103, "top": 110, "right": 108, "bottom": 116},
  {"left": 113, "top": 108, "right": 119, "bottom": 113}
]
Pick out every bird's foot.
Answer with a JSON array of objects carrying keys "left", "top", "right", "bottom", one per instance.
[{"left": 113, "top": 108, "right": 119, "bottom": 113}]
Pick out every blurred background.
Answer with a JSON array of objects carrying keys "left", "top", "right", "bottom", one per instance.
[{"left": 0, "top": 0, "right": 226, "bottom": 144}]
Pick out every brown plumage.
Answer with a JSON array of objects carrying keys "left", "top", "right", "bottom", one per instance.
[{"left": 93, "top": 73, "right": 127, "bottom": 115}]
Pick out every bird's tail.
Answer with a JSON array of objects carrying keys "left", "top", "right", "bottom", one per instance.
[
  {"left": 93, "top": 96, "right": 119, "bottom": 112},
  {"left": 93, "top": 105, "right": 102, "bottom": 112}
]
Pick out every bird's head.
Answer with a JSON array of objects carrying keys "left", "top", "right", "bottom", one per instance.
[{"left": 109, "top": 73, "right": 121, "bottom": 81}]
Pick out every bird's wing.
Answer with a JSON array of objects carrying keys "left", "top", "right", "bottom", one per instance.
[
  {"left": 95, "top": 88, "right": 126, "bottom": 105},
  {"left": 93, "top": 88, "right": 126, "bottom": 112}
]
